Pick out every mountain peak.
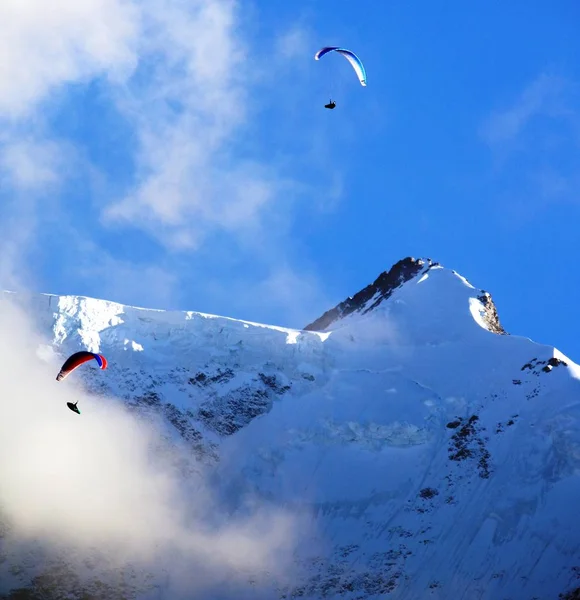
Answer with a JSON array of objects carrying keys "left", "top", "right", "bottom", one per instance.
[
  {"left": 3, "top": 261, "right": 580, "bottom": 600},
  {"left": 304, "top": 257, "right": 431, "bottom": 331},
  {"left": 304, "top": 257, "right": 506, "bottom": 336}
]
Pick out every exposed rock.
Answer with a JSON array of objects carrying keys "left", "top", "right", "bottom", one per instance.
[
  {"left": 476, "top": 291, "right": 507, "bottom": 335},
  {"left": 197, "top": 373, "right": 292, "bottom": 436},
  {"left": 304, "top": 257, "right": 431, "bottom": 331},
  {"left": 419, "top": 487, "right": 439, "bottom": 500},
  {"left": 188, "top": 368, "right": 235, "bottom": 387},
  {"left": 521, "top": 357, "right": 568, "bottom": 376},
  {"left": 447, "top": 415, "right": 491, "bottom": 479}
]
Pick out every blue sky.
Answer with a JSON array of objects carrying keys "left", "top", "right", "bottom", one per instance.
[{"left": 0, "top": 0, "right": 579, "bottom": 360}]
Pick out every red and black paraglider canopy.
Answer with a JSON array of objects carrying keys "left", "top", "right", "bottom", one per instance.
[{"left": 56, "top": 350, "right": 107, "bottom": 382}]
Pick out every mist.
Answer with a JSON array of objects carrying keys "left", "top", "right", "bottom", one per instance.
[{"left": 0, "top": 295, "right": 302, "bottom": 598}]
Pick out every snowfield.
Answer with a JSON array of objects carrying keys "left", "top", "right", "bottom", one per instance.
[{"left": 1, "top": 258, "right": 579, "bottom": 599}]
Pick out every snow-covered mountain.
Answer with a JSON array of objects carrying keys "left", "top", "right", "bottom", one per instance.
[{"left": 1, "top": 257, "right": 580, "bottom": 599}]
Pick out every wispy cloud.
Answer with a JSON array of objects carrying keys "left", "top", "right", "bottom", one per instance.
[
  {"left": 0, "top": 0, "right": 140, "bottom": 291},
  {"left": 0, "top": 0, "right": 139, "bottom": 120},
  {"left": 101, "top": 0, "right": 284, "bottom": 250},
  {"left": 198, "top": 263, "right": 333, "bottom": 328},
  {"left": 479, "top": 74, "right": 575, "bottom": 146},
  {"left": 275, "top": 24, "right": 313, "bottom": 60},
  {"left": 0, "top": 135, "right": 67, "bottom": 191},
  {"left": 73, "top": 248, "right": 181, "bottom": 310},
  {"left": 0, "top": 135, "right": 67, "bottom": 291},
  {"left": 479, "top": 72, "right": 580, "bottom": 212}
]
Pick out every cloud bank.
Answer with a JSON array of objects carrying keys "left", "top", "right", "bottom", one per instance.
[{"left": 0, "top": 295, "right": 300, "bottom": 598}]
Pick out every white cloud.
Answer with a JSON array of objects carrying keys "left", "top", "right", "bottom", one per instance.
[
  {"left": 0, "top": 0, "right": 139, "bottom": 119},
  {"left": 480, "top": 74, "right": 573, "bottom": 146},
  {"left": 0, "top": 0, "right": 330, "bottom": 257},
  {"left": 479, "top": 73, "right": 580, "bottom": 211},
  {"left": 276, "top": 25, "right": 313, "bottom": 60},
  {"left": 0, "top": 136, "right": 64, "bottom": 291},
  {"left": 0, "top": 130, "right": 79, "bottom": 292},
  {"left": 101, "top": 0, "right": 285, "bottom": 250},
  {"left": 0, "top": 0, "right": 140, "bottom": 289},
  {"left": 253, "top": 265, "right": 331, "bottom": 327},
  {"left": 0, "top": 294, "right": 300, "bottom": 596},
  {"left": 0, "top": 136, "right": 66, "bottom": 190}
]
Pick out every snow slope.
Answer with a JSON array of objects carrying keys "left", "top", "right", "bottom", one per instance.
[{"left": 1, "top": 258, "right": 580, "bottom": 599}]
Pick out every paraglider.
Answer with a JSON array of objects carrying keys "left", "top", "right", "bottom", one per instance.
[
  {"left": 56, "top": 351, "right": 107, "bottom": 382},
  {"left": 315, "top": 47, "right": 366, "bottom": 108},
  {"left": 56, "top": 351, "right": 108, "bottom": 415}
]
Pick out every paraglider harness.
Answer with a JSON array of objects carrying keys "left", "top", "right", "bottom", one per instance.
[
  {"left": 324, "top": 100, "right": 336, "bottom": 109},
  {"left": 67, "top": 401, "right": 81, "bottom": 415}
]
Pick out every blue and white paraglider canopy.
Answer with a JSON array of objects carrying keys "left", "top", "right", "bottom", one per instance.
[{"left": 314, "top": 47, "right": 367, "bottom": 87}]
